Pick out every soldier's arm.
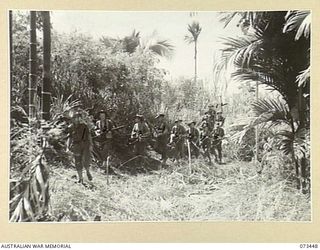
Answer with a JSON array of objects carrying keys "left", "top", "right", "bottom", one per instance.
[
  {"left": 144, "top": 123, "right": 151, "bottom": 137},
  {"left": 221, "top": 128, "right": 225, "bottom": 137},
  {"left": 109, "top": 119, "right": 116, "bottom": 130},
  {"left": 163, "top": 123, "right": 169, "bottom": 135},
  {"left": 195, "top": 129, "right": 200, "bottom": 143},
  {"left": 66, "top": 124, "right": 73, "bottom": 151},
  {"left": 131, "top": 124, "right": 137, "bottom": 138},
  {"left": 170, "top": 126, "right": 175, "bottom": 135},
  {"left": 181, "top": 126, "right": 187, "bottom": 135},
  {"left": 87, "top": 126, "right": 93, "bottom": 150},
  {"left": 94, "top": 121, "right": 101, "bottom": 136}
]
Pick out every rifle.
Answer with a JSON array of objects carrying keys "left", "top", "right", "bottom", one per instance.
[
  {"left": 93, "top": 125, "right": 126, "bottom": 140},
  {"left": 128, "top": 134, "right": 150, "bottom": 145}
]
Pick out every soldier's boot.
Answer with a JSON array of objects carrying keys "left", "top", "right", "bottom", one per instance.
[
  {"left": 77, "top": 168, "right": 83, "bottom": 184},
  {"left": 104, "top": 156, "right": 112, "bottom": 174},
  {"left": 218, "top": 150, "right": 222, "bottom": 164},
  {"left": 161, "top": 157, "right": 167, "bottom": 168},
  {"left": 213, "top": 152, "right": 219, "bottom": 163},
  {"left": 207, "top": 152, "right": 212, "bottom": 165},
  {"left": 86, "top": 169, "right": 93, "bottom": 181}
]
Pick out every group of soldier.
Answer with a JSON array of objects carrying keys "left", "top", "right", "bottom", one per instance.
[
  {"left": 153, "top": 104, "right": 225, "bottom": 166},
  {"left": 66, "top": 104, "right": 225, "bottom": 184}
]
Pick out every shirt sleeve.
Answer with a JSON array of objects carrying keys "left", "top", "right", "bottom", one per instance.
[
  {"left": 144, "top": 123, "right": 150, "bottom": 135},
  {"left": 131, "top": 124, "right": 137, "bottom": 138}
]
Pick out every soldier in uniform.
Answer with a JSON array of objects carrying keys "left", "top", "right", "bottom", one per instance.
[
  {"left": 200, "top": 115, "right": 209, "bottom": 130},
  {"left": 211, "top": 121, "right": 225, "bottom": 164},
  {"left": 131, "top": 114, "right": 150, "bottom": 156},
  {"left": 187, "top": 121, "right": 200, "bottom": 158},
  {"left": 67, "top": 111, "right": 93, "bottom": 183},
  {"left": 94, "top": 110, "right": 115, "bottom": 168},
  {"left": 216, "top": 111, "right": 225, "bottom": 126},
  {"left": 206, "top": 104, "right": 217, "bottom": 132},
  {"left": 199, "top": 122, "right": 212, "bottom": 164},
  {"left": 154, "top": 113, "right": 169, "bottom": 166},
  {"left": 169, "top": 119, "right": 186, "bottom": 162}
]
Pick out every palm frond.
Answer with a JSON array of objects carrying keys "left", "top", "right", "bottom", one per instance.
[
  {"left": 218, "top": 12, "right": 238, "bottom": 28},
  {"left": 147, "top": 39, "right": 175, "bottom": 59},
  {"left": 184, "top": 35, "right": 194, "bottom": 44},
  {"left": 51, "top": 94, "right": 81, "bottom": 120},
  {"left": 283, "top": 10, "right": 311, "bottom": 40},
  {"left": 249, "top": 97, "right": 291, "bottom": 128},
  {"left": 186, "top": 21, "right": 202, "bottom": 43},
  {"left": 232, "top": 66, "right": 288, "bottom": 100},
  {"left": 122, "top": 29, "right": 141, "bottom": 54},
  {"left": 219, "top": 34, "right": 263, "bottom": 68},
  {"left": 296, "top": 66, "right": 310, "bottom": 87},
  {"left": 276, "top": 129, "right": 294, "bottom": 155},
  {"left": 140, "top": 33, "right": 175, "bottom": 59},
  {"left": 276, "top": 127, "right": 310, "bottom": 160}
]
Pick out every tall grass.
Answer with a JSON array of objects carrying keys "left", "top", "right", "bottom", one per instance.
[{"left": 49, "top": 158, "right": 310, "bottom": 222}]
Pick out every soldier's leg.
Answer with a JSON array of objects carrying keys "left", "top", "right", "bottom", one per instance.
[
  {"left": 206, "top": 141, "right": 212, "bottom": 164},
  {"left": 133, "top": 143, "right": 139, "bottom": 156},
  {"left": 173, "top": 141, "right": 179, "bottom": 163},
  {"left": 161, "top": 142, "right": 168, "bottom": 166},
  {"left": 217, "top": 142, "right": 222, "bottom": 163},
  {"left": 180, "top": 140, "right": 185, "bottom": 159},
  {"left": 177, "top": 141, "right": 183, "bottom": 161},
  {"left": 206, "top": 148, "right": 212, "bottom": 164},
  {"left": 138, "top": 141, "right": 144, "bottom": 155},
  {"left": 102, "top": 141, "right": 111, "bottom": 169},
  {"left": 212, "top": 142, "right": 219, "bottom": 162},
  {"left": 192, "top": 142, "right": 199, "bottom": 158},
  {"left": 73, "top": 144, "right": 83, "bottom": 183},
  {"left": 82, "top": 143, "right": 93, "bottom": 181}
]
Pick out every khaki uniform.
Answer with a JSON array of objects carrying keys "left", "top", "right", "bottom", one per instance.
[
  {"left": 199, "top": 128, "right": 212, "bottom": 163},
  {"left": 69, "top": 122, "right": 92, "bottom": 183},
  {"left": 207, "top": 110, "right": 216, "bottom": 131},
  {"left": 94, "top": 119, "right": 115, "bottom": 161},
  {"left": 216, "top": 114, "right": 225, "bottom": 126},
  {"left": 170, "top": 124, "right": 186, "bottom": 161},
  {"left": 187, "top": 126, "right": 200, "bottom": 158},
  {"left": 131, "top": 122, "right": 150, "bottom": 155},
  {"left": 212, "top": 127, "right": 224, "bottom": 163},
  {"left": 154, "top": 121, "right": 169, "bottom": 163}
]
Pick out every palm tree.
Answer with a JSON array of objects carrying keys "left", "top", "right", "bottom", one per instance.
[
  {"left": 184, "top": 21, "right": 202, "bottom": 84},
  {"left": 215, "top": 11, "right": 310, "bottom": 192},
  {"left": 41, "top": 11, "right": 51, "bottom": 121},
  {"left": 283, "top": 10, "right": 311, "bottom": 129},
  {"left": 100, "top": 30, "right": 174, "bottom": 59}
]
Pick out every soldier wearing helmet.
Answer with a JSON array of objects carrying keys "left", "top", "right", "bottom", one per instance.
[
  {"left": 187, "top": 121, "right": 200, "bottom": 158},
  {"left": 169, "top": 119, "right": 186, "bottom": 162},
  {"left": 211, "top": 121, "right": 225, "bottom": 164},
  {"left": 131, "top": 114, "right": 150, "bottom": 156}
]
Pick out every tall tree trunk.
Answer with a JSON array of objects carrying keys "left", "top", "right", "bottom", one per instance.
[
  {"left": 29, "top": 11, "right": 37, "bottom": 122},
  {"left": 194, "top": 40, "right": 197, "bottom": 84},
  {"left": 9, "top": 10, "right": 13, "bottom": 107},
  {"left": 297, "top": 86, "right": 308, "bottom": 193},
  {"left": 255, "top": 82, "right": 259, "bottom": 164},
  {"left": 41, "top": 11, "right": 51, "bottom": 121},
  {"left": 298, "top": 87, "right": 305, "bottom": 129}
]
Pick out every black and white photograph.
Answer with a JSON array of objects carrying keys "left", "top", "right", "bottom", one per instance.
[{"left": 9, "top": 10, "right": 311, "bottom": 222}]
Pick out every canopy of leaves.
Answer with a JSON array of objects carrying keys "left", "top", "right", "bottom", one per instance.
[{"left": 184, "top": 21, "right": 202, "bottom": 44}]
